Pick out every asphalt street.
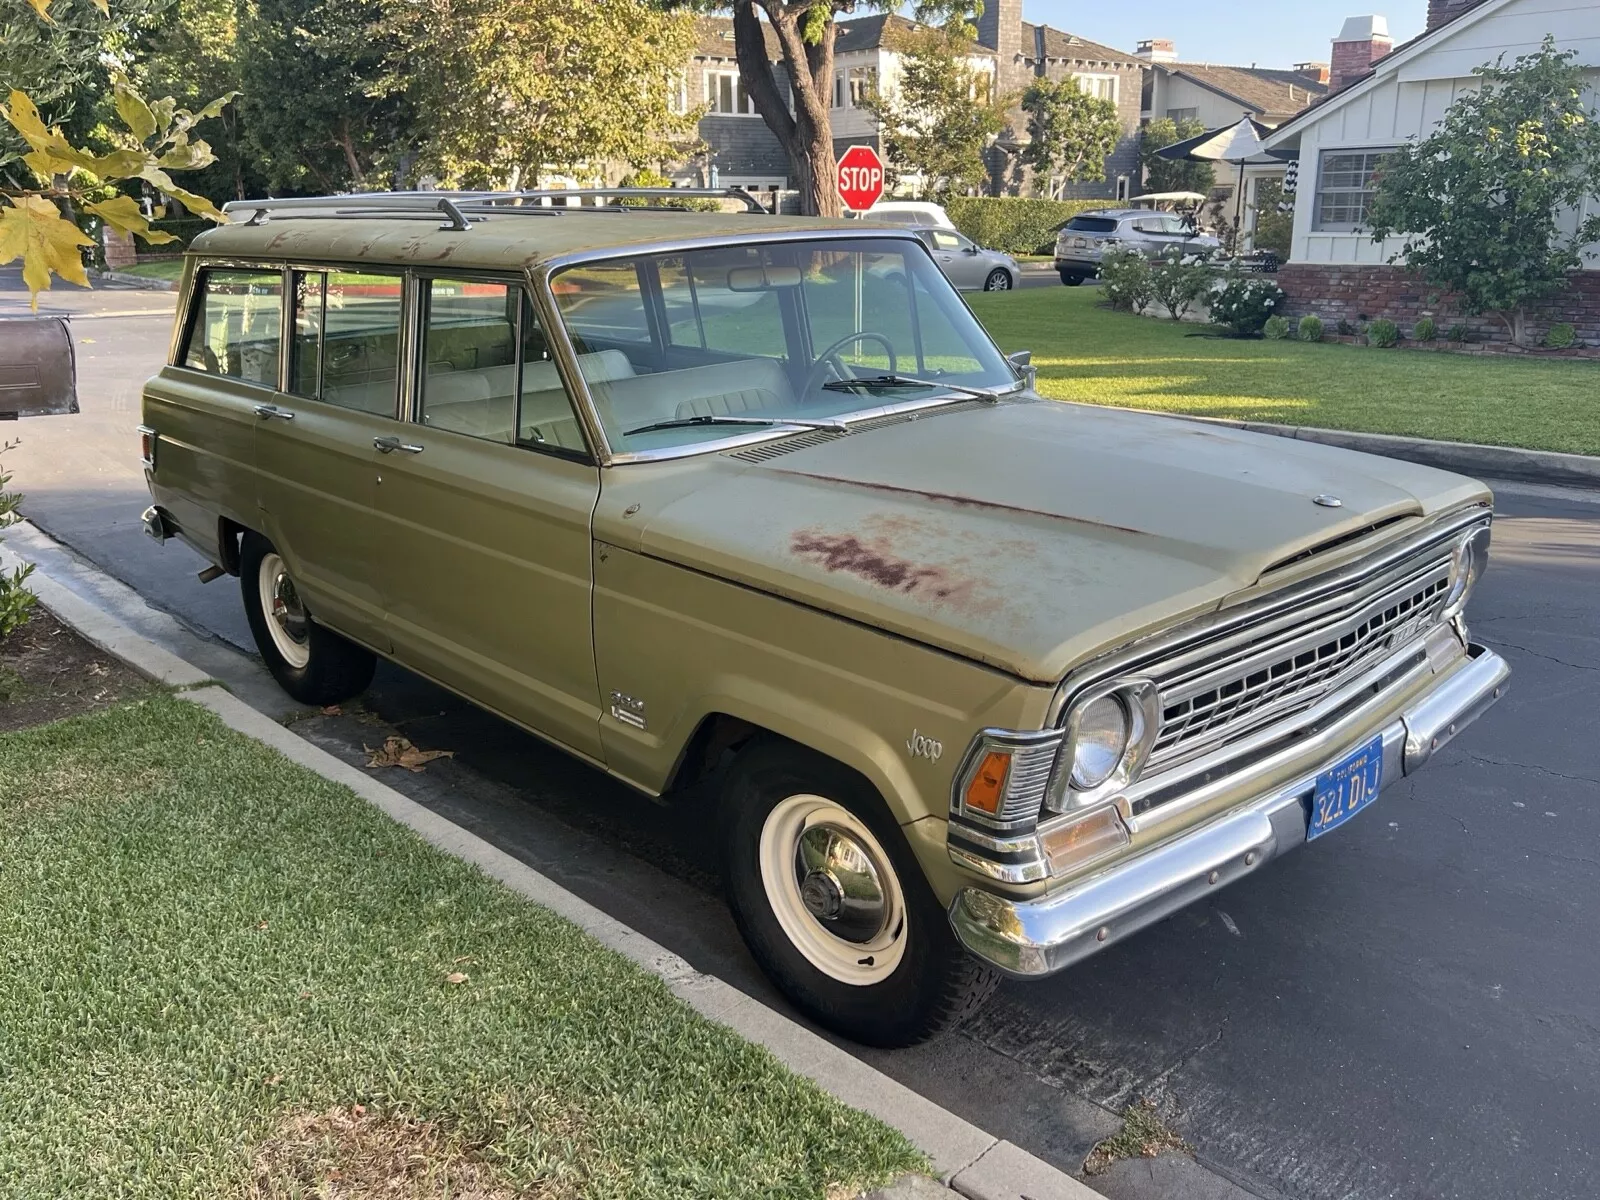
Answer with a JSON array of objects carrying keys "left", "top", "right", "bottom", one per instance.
[{"left": 4, "top": 266, "right": 1597, "bottom": 1200}]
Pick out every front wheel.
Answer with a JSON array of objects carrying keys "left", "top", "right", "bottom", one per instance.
[
  {"left": 983, "top": 268, "right": 1013, "bottom": 292},
  {"left": 240, "top": 532, "right": 375, "bottom": 706},
  {"left": 721, "top": 739, "right": 998, "bottom": 1046}
]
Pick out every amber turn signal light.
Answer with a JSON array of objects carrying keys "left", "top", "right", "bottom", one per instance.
[{"left": 963, "top": 749, "right": 1012, "bottom": 816}]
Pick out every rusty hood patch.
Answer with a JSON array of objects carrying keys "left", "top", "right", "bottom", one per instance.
[{"left": 628, "top": 401, "right": 1483, "bottom": 682}]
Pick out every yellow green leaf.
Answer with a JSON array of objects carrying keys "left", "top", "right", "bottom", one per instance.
[
  {"left": 0, "top": 196, "right": 93, "bottom": 309},
  {"left": 92, "top": 0, "right": 108, "bottom": 12},
  {"left": 85, "top": 195, "right": 178, "bottom": 245},
  {"left": 158, "top": 136, "right": 216, "bottom": 172},
  {"left": 114, "top": 83, "right": 157, "bottom": 142},
  {"left": 25, "top": 0, "right": 53, "bottom": 19}
]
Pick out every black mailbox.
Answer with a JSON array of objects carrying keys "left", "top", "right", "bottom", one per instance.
[{"left": 0, "top": 316, "right": 79, "bottom": 420}]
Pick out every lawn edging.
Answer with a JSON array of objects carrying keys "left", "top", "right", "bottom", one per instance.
[
  {"left": 92, "top": 268, "right": 179, "bottom": 290},
  {"left": 1102, "top": 405, "right": 1600, "bottom": 490},
  {"left": 2, "top": 539, "right": 1095, "bottom": 1200}
]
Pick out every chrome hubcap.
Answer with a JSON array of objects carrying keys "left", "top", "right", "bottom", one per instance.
[
  {"left": 270, "top": 570, "right": 308, "bottom": 646},
  {"left": 794, "top": 823, "right": 888, "bottom": 944}
]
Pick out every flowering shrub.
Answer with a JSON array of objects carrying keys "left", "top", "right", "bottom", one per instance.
[
  {"left": 1206, "top": 268, "right": 1287, "bottom": 337},
  {"left": 1099, "top": 247, "right": 1154, "bottom": 313},
  {"left": 1149, "top": 251, "right": 1212, "bottom": 320},
  {"left": 1297, "top": 315, "right": 1324, "bottom": 342},
  {"left": 1262, "top": 315, "right": 1291, "bottom": 339}
]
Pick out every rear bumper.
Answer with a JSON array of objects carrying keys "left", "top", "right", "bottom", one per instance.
[
  {"left": 141, "top": 504, "right": 177, "bottom": 543},
  {"left": 948, "top": 643, "right": 1510, "bottom": 978}
]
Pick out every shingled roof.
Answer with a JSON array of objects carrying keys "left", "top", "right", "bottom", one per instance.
[
  {"left": 1162, "top": 63, "right": 1329, "bottom": 119},
  {"left": 1023, "top": 23, "right": 1143, "bottom": 69},
  {"left": 694, "top": 16, "right": 779, "bottom": 60}
]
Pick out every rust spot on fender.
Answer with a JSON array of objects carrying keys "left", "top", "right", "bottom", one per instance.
[
  {"left": 790, "top": 530, "right": 971, "bottom": 601},
  {"left": 771, "top": 469, "right": 1147, "bottom": 537}
]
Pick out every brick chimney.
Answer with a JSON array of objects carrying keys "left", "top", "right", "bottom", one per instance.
[
  {"left": 1136, "top": 38, "right": 1178, "bottom": 63},
  {"left": 1294, "top": 61, "right": 1331, "bottom": 85},
  {"left": 1426, "top": 0, "right": 1488, "bottom": 29},
  {"left": 1330, "top": 15, "right": 1392, "bottom": 91},
  {"left": 976, "top": 0, "right": 1024, "bottom": 91}
]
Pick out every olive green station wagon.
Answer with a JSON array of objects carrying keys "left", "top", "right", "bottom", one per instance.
[{"left": 140, "top": 189, "right": 1509, "bottom": 1046}]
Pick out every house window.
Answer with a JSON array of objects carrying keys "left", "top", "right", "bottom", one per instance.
[
  {"left": 1165, "top": 107, "right": 1198, "bottom": 122},
  {"left": 706, "top": 70, "right": 758, "bottom": 116},
  {"left": 1075, "top": 74, "right": 1118, "bottom": 104},
  {"left": 1313, "top": 149, "right": 1391, "bottom": 230},
  {"left": 669, "top": 73, "right": 688, "bottom": 116}
]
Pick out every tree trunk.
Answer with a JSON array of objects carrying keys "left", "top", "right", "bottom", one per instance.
[
  {"left": 735, "top": 1, "right": 842, "bottom": 217},
  {"left": 338, "top": 117, "right": 366, "bottom": 189}
]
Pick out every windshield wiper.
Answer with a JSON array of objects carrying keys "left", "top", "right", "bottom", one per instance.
[
  {"left": 624, "top": 413, "right": 848, "bottom": 437},
  {"left": 820, "top": 374, "right": 1009, "bottom": 401}
]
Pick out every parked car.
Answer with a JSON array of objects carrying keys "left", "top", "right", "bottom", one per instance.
[
  {"left": 852, "top": 199, "right": 955, "bottom": 230},
  {"left": 914, "top": 227, "right": 1017, "bottom": 291},
  {"left": 1054, "top": 209, "right": 1221, "bottom": 285},
  {"left": 140, "top": 189, "right": 1508, "bottom": 1048}
]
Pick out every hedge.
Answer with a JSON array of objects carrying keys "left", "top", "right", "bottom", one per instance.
[{"left": 946, "top": 196, "right": 1116, "bottom": 255}]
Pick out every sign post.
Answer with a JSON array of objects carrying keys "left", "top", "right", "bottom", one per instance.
[{"left": 836, "top": 145, "right": 885, "bottom": 213}]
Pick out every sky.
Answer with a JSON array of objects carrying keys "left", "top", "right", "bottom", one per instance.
[{"left": 1017, "top": 0, "right": 1430, "bottom": 67}]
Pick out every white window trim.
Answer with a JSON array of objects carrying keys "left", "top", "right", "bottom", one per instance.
[
  {"left": 1311, "top": 146, "right": 1396, "bottom": 233},
  {"left": 1074, "top": 73, "right": 1118, "bottom": 104},
  {"left": 704, "top": 69, "right": 759, "bottom": 117}
]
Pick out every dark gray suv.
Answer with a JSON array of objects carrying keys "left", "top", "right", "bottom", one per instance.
[{"left": 1053, "top": 210, "right": 1221, "bottom": 285}]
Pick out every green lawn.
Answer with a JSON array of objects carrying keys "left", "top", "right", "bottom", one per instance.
[
  {"left": 968, "top": 287, "right": 1600, "bottom": 457},
  {"left": 0, "top": 696, "right": 924, "bottom": 1199},
  {"left": 116, "top": 258, "right": 186, "bottom": 281}
]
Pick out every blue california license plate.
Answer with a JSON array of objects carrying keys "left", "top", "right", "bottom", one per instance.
[{"left": 1308, "top": 735, "right": 1385, "bottom": 840}]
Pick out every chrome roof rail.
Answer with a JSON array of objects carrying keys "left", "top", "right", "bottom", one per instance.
[{"left": 222, "top": 187, "right": 770, "bottom": 227}]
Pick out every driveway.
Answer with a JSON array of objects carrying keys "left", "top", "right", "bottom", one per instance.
[{"left": 5, "top": 267, "right": 1597, "bottom": 1200}]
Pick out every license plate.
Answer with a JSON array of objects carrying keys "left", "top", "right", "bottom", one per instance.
[
  {"left": 1072, "top": 237, "right": 1088, "bottom": 248},
  {"left": 1308, "top": 735, "right": 1384, "bottom": 840}
]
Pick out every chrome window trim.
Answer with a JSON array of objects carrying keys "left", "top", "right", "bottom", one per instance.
[
  {"left": 1045, "top": 505, "right": 1491, "bottom": 729},
  {"left": 528, "top": 230, "right": 1027, "bottom": 468}
]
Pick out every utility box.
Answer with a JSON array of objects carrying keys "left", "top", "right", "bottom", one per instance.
[{"left": 0, "top": 316, "right": 78, "bottom": 420}]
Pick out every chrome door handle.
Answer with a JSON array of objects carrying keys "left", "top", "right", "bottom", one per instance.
[
  {"left": 373, "top": 435, "right": 423, "bottom": 454},
  {"left": 254, "top": 404, "right": 294, "bottom": 421}
]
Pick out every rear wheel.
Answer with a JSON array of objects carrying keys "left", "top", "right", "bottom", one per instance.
[
  {"left": 983, "top": 268, "right": 1013, "bottom": 292},
  {"left": 1060, "top": 271, "right": 1086, "bottom": 287},
  {"left": 240, "top": 532, "right": 375, "bottom": 706},
  {"left": 721, "top": 739, "right": 998, "bottom": 1046}
]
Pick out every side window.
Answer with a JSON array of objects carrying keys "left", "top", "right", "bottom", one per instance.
[
  {"left": 517, "top": 293, "right": 588, "bottom": 455},
  {"left": 181, "top": 268, "right": 283, "bottom": 386},
  {"left": 930, "top": 230, "right": 962, "bottom": 251},
  {"left": 289, "top": 270, "right": 405, "bottom": 416},
  {"left": 420, "top": 278, "right": 518, "bottom": 443}
]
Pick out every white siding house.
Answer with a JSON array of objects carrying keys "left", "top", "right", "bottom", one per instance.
[{"left": 1264, "top": 0, "right": 1600, "bottom": 267}]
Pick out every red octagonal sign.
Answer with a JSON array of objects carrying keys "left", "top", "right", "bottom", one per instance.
[{"left": 836, "top": 145, "right": 885, "bottom": 212}]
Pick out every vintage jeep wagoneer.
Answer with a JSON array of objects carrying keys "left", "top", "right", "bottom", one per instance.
[{"left": 140, "top": 189, "right": 1508, "bottom": 1046}]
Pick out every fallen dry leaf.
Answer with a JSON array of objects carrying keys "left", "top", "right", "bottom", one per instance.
[
  {"left": 444, "top": 972, "right": 468, "bottom": 985},
  {"left": 321, "top": 704, "right": 342, "bottom": 716},
  {"left": 363, "top": 736, "right": 454, "bottom": 773},
  {"left": 265, "top": 1075, "right": 282, "bottom": 1086}
]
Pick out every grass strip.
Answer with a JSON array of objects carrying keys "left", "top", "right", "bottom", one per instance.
[
  {"left": 969, "top": 287, "right": 1600, "bottom": 457},
  {"left": 0, "top": 695, "right": 925, "bottom": 1199}
]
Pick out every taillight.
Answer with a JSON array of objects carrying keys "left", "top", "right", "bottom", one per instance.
[{"left": 138, "top": 424, "right": 157, "bottom": 471}]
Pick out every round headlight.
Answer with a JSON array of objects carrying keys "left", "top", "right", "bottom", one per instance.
[
  {"left": 1443, "top": 525, "right": 1491, "bottom": 617},
  {"left": 1070, "top": 694, "right": 1131, "bottom": 790}
]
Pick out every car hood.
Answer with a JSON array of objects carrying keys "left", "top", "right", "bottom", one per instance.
[{"left": 623, "top": 401, "right": 1487, "bottom": 682}]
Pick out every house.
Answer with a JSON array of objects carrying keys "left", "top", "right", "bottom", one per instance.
[
  {"left": 672, "top": 7, "right": 1145, "bottom": 202},
  {"left": 1137, "top": 39, "right": 1331, "bottom": 130},
  {"left": 1260, "top": 0, "right": 1600, "bottom": 343}
]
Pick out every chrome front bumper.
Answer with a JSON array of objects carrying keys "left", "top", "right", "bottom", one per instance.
[{"left": 949, "top": 643, "right": 1510, "bottom": 978}]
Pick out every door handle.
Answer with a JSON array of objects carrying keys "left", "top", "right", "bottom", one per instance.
[
  {"left": 254, "top": 404, "right": 294, "bottom": 421},
  {"left": 373, "top": 435, "right": 424, "bottom": 454}
]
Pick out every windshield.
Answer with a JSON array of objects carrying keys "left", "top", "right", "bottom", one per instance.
[{"left": 547, "top": 237, "right": 1019, "bottom": 455}]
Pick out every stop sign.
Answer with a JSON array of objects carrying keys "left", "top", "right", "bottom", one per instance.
[{"left": 836, "top": 145, "right": 885, "bottom": 211}]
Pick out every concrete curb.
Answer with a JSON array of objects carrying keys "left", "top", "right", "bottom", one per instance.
[
  {"left": 7, "top": 541, "right": 1097, "bottom": 1200},
  {"left": 91, "top": 269, "right": 178, "bottom": 291},
  {"left": 1115, "top": 406, "right": 1600, "bottom": 490}
]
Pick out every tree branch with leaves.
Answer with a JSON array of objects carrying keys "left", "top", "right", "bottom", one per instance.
[
  {"left": 1366, "top": 36, "right": 1600, "bottom": 347},
  {"left": 1018, "top": 77, "right": 1120, "bottom": 197}
]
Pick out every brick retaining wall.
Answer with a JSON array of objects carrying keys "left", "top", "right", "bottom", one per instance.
[{"left": 1276, "top": 264, "right": 1600, "bottom": 346}]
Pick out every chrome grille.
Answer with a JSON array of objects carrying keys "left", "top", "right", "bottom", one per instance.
[{"left": 1145, "top": 548, "right": 1455, "bottom": 770}]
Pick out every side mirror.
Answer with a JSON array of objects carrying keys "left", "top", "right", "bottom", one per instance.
[
  {"left": 1007, "top": 349, "right": 1036, "bottom": 391},
  {"left": 963, "top": 245, "right": 980, "bottom": 255}
]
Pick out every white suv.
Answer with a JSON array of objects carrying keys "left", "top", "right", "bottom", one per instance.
[{"left": 1053, "top": 210, "right": 1221, "bottom": 285}]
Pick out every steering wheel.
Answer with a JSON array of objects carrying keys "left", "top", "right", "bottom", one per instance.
[{"left": 804, "top": 331, "right": 897, "bottom": 394}]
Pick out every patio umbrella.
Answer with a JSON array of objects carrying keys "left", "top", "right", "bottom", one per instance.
[{"left": 1153, "top": 116, "right": 1274, "bottom": 242}]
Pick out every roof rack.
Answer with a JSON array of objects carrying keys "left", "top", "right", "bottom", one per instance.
[{"left": 222, "top": 187, "right": 770, "bottom": 228}]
